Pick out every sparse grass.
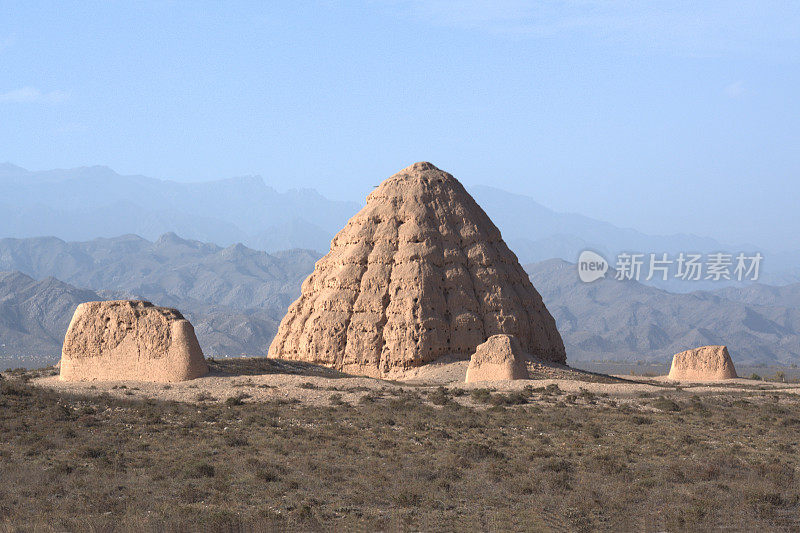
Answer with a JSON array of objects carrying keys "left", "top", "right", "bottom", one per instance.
[
  {"left": 489, "top": 391, "right": 529, "bottom": 406},
  {"left": 1, "top": 376, "right": 799, "bottom": 531},
  {"left": 224, "top": 392, "right": 250, "bottom": 406},
  {"left": 651, "top": 397, "right": 682, "bottom": 412},
  {"left": 195, "top": 391, "right": 217, "bottom": 402},
  {"left": 545, "top": 383, "right": 562, "bottom": 394},
  {"left": 470, "top": 387, "right": 492, "bottom": 404},
  {"left": 186, "top": 461, "right": 216, "bottom": 478},
  {"left": 328, "top": 393, "right": 347, "bottom": 406},
  {"left": 578, "top": 388, "right": 596, "bottom": 402},
  {"left": 223, "top": 434, "right": 249, "bottom": 447},
  {"left": 428, "top": 386, "right": 452, "bottom": 405}
]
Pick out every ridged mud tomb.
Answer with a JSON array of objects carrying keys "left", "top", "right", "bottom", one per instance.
[
  {"left": 60, "top": 300, "right": 208, "bottom": 382},
  {"left": 466, "top": 334, "right": 531, "bottom": 383},
  {"left": 668, "top": 345, "right": 738, "bottom": 381},
  {"left": 268, "top": 162, "right": 565, "bottom": 377}
]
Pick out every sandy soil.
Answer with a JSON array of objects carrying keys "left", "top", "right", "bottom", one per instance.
[{"left": 28, "top": 356, "right": 800, "bottom": 407}]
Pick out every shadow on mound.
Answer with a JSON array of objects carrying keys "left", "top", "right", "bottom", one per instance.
[
  {"left": 526, "top": 359, "right": 634, "bottom": 384},
  {"left": 204, "top": 355, "right": 641, "bottom": 386},
  {"left": 206, "top": 357, "right": 352, "bottom": 379}
]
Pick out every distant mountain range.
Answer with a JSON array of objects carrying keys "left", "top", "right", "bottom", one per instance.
[
  {"left": 0, "top": 234, "right": 319, "bottom": 361},
  {"left": 0, "top": 271, "right": 99, "bottom": 359},
  {"left": 0, "top": 232, "right": 318, "bottom": 312},
  {"left": 0, "top": 163, "right": 358, "bottom": 253},
  {"left": 1, "top": 234, "right": 799, "bottom": 367},
  {"left": 527, "top": 259, "right": 800, "bottom": 365},
  {"left": 3, "top": 163, "right": 796, "bottom": 288},
  {"left": 469, "top": 186, "right": 800, "bottom": 290}
]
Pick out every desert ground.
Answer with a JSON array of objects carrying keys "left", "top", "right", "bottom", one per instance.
[{"left": 2, "top": 358, "right": 799, "bottom": 531}]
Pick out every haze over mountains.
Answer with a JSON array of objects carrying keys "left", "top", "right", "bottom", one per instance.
[
  {"left": 0, "top": 163, "right": 358, "bottom": 253},
  {"left": 2, "top": 234, "right": 799, "bottom": 368},
  {"left": 4, "top": 163, "right": 795, "bottom": 288}
]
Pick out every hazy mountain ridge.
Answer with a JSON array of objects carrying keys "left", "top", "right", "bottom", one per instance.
[
  {"left": 8, "top": 163, "right": 797, "bottom": 286},
  {"left": 0, "top": 234, "right": 322, "bottom": 360},
  {"left": 527, "top": 259, "right": 800, "bottom": 364},
  {"left": 0, "top": 271, "right": 100, "bottom": 358},
  {"left": 0, "top": 163, "right": 357, "bottom": 252},
  {"left": 471, "top": 185, "right": 728, "bottom": 258},
  {"left": 469, "top": 185, "right": 797, "bottom": 289},
  {"left": 0, "top": 232, "right": 319, "bottom": 310},
  {"left": 709, "top": 282, "right": 800, "bottom": 309}
]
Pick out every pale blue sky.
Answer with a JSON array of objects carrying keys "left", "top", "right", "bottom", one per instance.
[{"left": 1, "top": 1, "right": 798, "bottom": 250}]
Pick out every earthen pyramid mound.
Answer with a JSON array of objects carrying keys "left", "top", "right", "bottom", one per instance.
[
  {"left": 668, "top": 345, "right": 738, "bottom": 381},
  {"left": 268, "top": 162, "right": 565, "bottom": 377},
  {"left": 60, "top": 300, "right": 209, "bottom": 382},
  {"left": 466, "top": 334, "right": 530, "bottom": 383}
]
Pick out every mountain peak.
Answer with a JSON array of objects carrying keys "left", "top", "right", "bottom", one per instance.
[
  {"left": 219, "top": 242, "right": 252, "bottom": 259},
  {"left": 0, "top": 162, "right": 28, "bottom": 172},
  {"left": 223, "top": 175, "right": 265, "bottom": 187},
  {"left": 155, "top": 232, "right": 191, "bottom": 247},
  {"left": 73, "top": 165, "right": 118, "bottom": 177},
  {"left": 0, "top": 270, "right": 35, "bottom": 284}
]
